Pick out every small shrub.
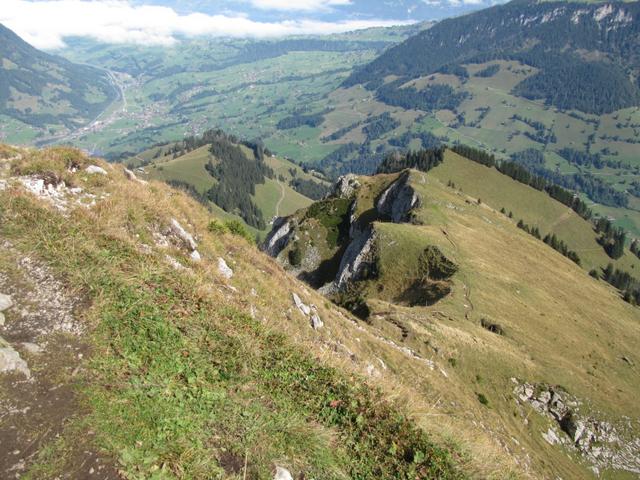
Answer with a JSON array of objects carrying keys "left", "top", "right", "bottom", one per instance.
[
  {"left": 481, "top": 318, "right": 504, "bottom": 335},
  {"left": 477, "top": 393, "right": 489, "bottom": 406},
  {"left": 208, "top": 219, "right": 228, "bottom": 235},
  {"left": 447, "top": 358, "right": 457, "bottom": 368},
  {"left": 224, "top": 219, "right": 254, "bottom": 243}
]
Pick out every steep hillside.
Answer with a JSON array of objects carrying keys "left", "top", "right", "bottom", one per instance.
[
  {"left": 345, "top": 0, "right": 640, "bottom": 115},
  {"left": 0, "top": 145, "right": 468, "bottom": 479},
  {"left": 264, "top": 150, "right": 640, "bottom": 478},
  {"left": 0, "top": 24, "right": 117, "bottom": 143},
  {"left": 126, "top": 129, "right": 331, "bottom": 235}
]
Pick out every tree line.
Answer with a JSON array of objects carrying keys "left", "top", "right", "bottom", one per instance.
[{"left": 515, "top": 218, "right": 581, "bottom": 265}]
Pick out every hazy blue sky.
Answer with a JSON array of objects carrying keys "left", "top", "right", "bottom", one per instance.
[{"left": 1, "top": 0, "right": 499, "bottom": 49}]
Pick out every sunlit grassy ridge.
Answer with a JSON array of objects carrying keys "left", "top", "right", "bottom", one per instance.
[
  {"left": 266, "top": 156, "right": 640, "bottom": 479},
  {"left": 0, "top": 146, "right": 463, "bottom": 479}
]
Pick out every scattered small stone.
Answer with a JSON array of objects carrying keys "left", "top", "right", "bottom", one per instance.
[
  {"left": 85, "top": 165, "right": 107, "bottom": 176},
  {"left": 217, "top": 258, "right": 233, "bottom": 279},
  {"left": 190, "top": 250, "right": 202, "bottom": 262},
  {"left": 21, "top": 343, "right": 44, "bottom": 354},
  {"left": 622, "top": 356, "right": 634, "bottom": 366},
  {"left": 274, "top": 466, "right": 293, "bottom": 480},
  {"left": 311, "top": 313, "right": 324, "bottom": 330}
]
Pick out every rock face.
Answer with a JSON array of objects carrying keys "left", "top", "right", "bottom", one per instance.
[
  {"left": 263, "top": 217, "right": 293, "bottom": 257},
  {"left": 376, "top": 172, "right": 420, "bottom": 223},
  {"left": 336, "top": 228, "right": 377, "bottom": 289},
  {"left": 333, "top": 174, "right": 360, "bottom": 199},
  {"left": 514, "top": 380, "right": 640, "bottom": 475}
]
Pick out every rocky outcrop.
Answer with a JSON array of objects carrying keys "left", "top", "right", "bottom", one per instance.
[
  {"left": 514, "top": 380, "right": 640, "bottom": 475},
  {"left": 292, "top": 293, "right": 324, "bottom": 330},
  {"left": 263, "top": 217, "right": 293, "bottom": 257},
  {"left": 160, "top": 218, "right": 201, "bottom": 261},
  {"left": 336, "top": 228, "right": 377, "bottom": 289},
  {"left": 333, "top": 174, "right": 360, "bottom": 199},
  {"left": 376, "top": 172, "right": 420, "bottom": 223},
  {"left": 169, "top": 218, "right": 198, "bottom": 251}
]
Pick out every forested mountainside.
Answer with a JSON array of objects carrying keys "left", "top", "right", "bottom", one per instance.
[
  {"left": 126, "top": 129, "right": 330, "bottom": 234},
  {"left": 0, "top": 24, "right": 116, "bottom": 136},
  {"left": 345, "top": 0, "right": 640, "bottom": 115}
]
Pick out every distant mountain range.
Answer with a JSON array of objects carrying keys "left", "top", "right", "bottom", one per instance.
[
  {"left": 346, "top": 0, "right": 640, "bottom": 115},
  {"left": 0, "top": 24, "right": 116, "bottom": 135}
]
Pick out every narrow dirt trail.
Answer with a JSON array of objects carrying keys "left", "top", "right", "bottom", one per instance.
[
  {"left": 548, "top": 208, "right": 573, "bottom": 230},
  {"left": 0, "top": 241, "right": 119, "bottom": 479},
  {"left": 440, "top": 228, "right": 474, "bottom": 320},
  {"left": 274, "top": 180, "right": 286, "bottom": 218}
]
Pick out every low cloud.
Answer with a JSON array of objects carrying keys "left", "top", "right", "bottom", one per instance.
[
  {"left": 248, "top": 0, "right": 352, "bottom": 12},
  {"left": 0, "top": 0, "right": 410, "bottom": 50}
]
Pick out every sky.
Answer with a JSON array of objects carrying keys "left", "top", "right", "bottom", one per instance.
[{"left": 0, "top": 0, "right": 499, "bottom": 50}]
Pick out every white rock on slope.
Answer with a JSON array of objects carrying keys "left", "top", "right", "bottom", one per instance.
[
  {"left": 292, "top": 292, "right": 311, "bottom": 316},
  {"left": 0, "top": 340, "right": 30, "bottom": 378},
  {"left": 311, "top": 313, "right": 324, "bottom": 330},
  {"left": 0, "top": 293, "right": 12, "bottom": 312},
  {"left": 217, "top": 258, "right": 234, "bottom": 279},
  {"left": 273, "top": 466, "right": 293, "bottom": 480},
  {"left": 85, "top": 165, "right": 108, "bottom": 176},
  {"left": 0, "top": 293, "right": 12, "bottom": 326},
  {"left": 169, "top": 218, "right": 198, "bottom": 251}
]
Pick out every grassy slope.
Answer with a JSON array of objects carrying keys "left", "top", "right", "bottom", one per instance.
[
  {"left": 392, "top": 170, "right": 640, "bottom": 479},
  {"left": 272, "top": 165, "right": 640, "bottom": 479},
  {"left": 428, "top": 150, "right": 640, "bottom": 273},
  {"left": 0, "top": 146, "right": 463, "bottom": 480}
]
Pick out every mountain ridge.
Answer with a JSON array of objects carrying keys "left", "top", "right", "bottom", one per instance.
[{"left": 0, "top": 24, "right": 117, "bottom": 137}]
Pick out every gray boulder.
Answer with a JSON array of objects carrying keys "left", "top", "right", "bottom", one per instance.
[{"left": 0, "top": 338, "right": 30, "bottom": 378}]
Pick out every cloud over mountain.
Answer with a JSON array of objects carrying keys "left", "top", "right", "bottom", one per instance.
[{"left": 0, "top": 0, "right": 410, "bottom": 49}]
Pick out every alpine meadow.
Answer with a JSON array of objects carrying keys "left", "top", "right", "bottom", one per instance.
[{"left": 1, "top": 1, "right": 639, "bottom": 479}]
